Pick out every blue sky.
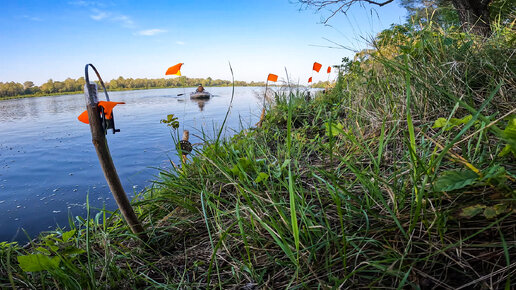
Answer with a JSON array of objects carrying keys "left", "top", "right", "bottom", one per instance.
[{"left": 0, "top": 0, "right": 407, "bottom": 85}]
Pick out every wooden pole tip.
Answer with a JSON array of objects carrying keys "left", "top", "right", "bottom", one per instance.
[{"left": 182, "top": 130, "right": 190, "bottom": 141}]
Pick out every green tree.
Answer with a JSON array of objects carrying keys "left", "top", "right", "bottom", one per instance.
[
  {"left": 41, "top": 79, "right": 56, "bottom": 94},
  {"left": 23, "top": 81, "right": 35, "bottom": 94},
  {"left": 63, "top": 78, "right": 76, "bottom": 92}
]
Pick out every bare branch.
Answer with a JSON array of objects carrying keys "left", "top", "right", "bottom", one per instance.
[{"left": 299, "top": 0, "right": 394, "bottom": 23}]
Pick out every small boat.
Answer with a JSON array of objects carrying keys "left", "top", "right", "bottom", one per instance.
[{"left": 190, "top": 91, "right": 211, "bottom": 99}]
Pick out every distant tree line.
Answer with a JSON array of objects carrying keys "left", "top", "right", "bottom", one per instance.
[{"left": 0, "top": 76, "right": 267, "bottom": 99}]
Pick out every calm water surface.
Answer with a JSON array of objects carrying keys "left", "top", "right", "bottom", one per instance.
[{"left": 0, "top": 87, "right": 262, "bottom": 241}]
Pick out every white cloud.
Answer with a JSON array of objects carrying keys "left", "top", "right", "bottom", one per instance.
[
  {"left": 88, "top": 9, "right": 135, "bottom": 28},
  {"left": 137, "top": 29, "right": 167, "bottom": 36},
  {"left": 113, "top": 15, "right": 134, "bottom": 28},
  {"left": 90, "top": 10, "right": 109, "bottom": 20},
  {"left": 70, "top": 0, "right": 136, "bottom": 30},
  {"left": 176, "top": 41, "right": 185, "bottom": 45}
]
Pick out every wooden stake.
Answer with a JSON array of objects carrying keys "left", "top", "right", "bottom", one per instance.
[
  {"left": 181, "top": 130, "right": 190, "bottom": 164},
  {"left": 85, "top": 83, "right": 147, "bottom": 240}
]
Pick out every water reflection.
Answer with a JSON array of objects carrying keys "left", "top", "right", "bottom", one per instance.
[{"left": 192, "top": 98, "right": 209, "bottom": 111}]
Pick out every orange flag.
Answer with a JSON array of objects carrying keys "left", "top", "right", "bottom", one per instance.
[
  {"left": 327, "top": 66, "right": 331, "bottom": 73},
  {"left": 78, "top": 101, "right": 125, "bottom": 124},
  {"left": 165, "top": 63, "right": 183, "bottom": 76},
  {"left": 77, "top": 110, "right": 89, "bottom": 124},
  {"left": 313, "top": 62, "right": 322, "bottom": 73},
  {"left": 308, "top": 77, "right": 313, "bottom": 83},
  {"left": 267, "top": 73, "right": 278, "bottom": 82}
]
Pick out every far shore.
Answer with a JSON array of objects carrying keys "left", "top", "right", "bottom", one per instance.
[{"left": 0, "top": 85, "right": 231, "bottom": 101}]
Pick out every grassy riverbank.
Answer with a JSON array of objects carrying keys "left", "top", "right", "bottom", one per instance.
[
  {"left": 1, "top": 21, "right": 515, "bottom": 288},
  {"left": 0, "top": 91, "right": 83, "bottom": 101}
]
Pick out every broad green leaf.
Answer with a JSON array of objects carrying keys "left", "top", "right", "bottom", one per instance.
[
  {"left": 483, "top": 204, "right": 508, "bottom": 219},
  {"left": 61, "top": 247, "right": 86, "bottom": 257},
  {"left": 17, "top": 254, "right": 60, "bottom": 272},
  {"left": 459, "top": 204, "right": 486, "bottom": 219},
  {"left": 484, "top": 206, "right": 497, "bottom": 219},
  {"left": 237, "top": 158, "right": 252, "bottom": 172},
  {"left": 494, "top": 203, "right": 508, "bottom": 214},
  {"left": 324, "top": 122, "right": 344, "bottom": 137},
  {"left": 432, "top": 118, "right": 448, "bottom": 129},
  {"left": 502, "top": 118, "right": 516, "bottom": 140},
  {"left": 498, "top": 144, "right": 513, "bottom": 157},
  {"left": 500, "top": 118, "right": 516, "bottom": 156},
  {"left": 0, "top": 242, "right": 18, "bottom": 249},
  {"left": 481, "top": 165, "right": 506, "bottom": 180},
  {"left": 61, "top": 230, "right": 76, "bottom": 242},
  {"left": 160, "top": 114, "right": 180, "bottom": 128},
  {"left": 434, "top": 169, "right": 478, "bottom": 192},
  {"left": 35, "top": 247, "right": 51, "bottom": 255},
  {"left": 433, "top": 115, "right": 473, "bottom": 131},
  {"left": 254, "top": 172, "right": 269, "bottom": 183},
  {"left": 451, "top": 115, "right": 472, "bottom": 126},
  {"left": 230, "top": 165, "right": 239, "bottom": 175}
]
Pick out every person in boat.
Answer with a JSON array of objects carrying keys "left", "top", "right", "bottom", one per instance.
[{"left": 196, "top": 85, "right": 205, "bottom": 93}]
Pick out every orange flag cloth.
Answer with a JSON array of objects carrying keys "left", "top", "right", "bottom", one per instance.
[
  {"left": 78, "top": 101, "right": 125, "bottom": 124},
  {"left": 267, "top": 73, "right": 278, "bottom": 82},
  {"left": 327, "top": 66, "right": 331, "bottom": 73},
  {"left": 308, "top": 77, "right": 313, "bottom": 83},
  {"left": 165, "top": 63, "right": 183, "bottom": 76},
  {"left": 313, "top": 62, "right": 322, "bottom": 72}
]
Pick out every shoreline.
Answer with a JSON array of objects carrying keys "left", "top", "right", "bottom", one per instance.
[
  {"left": 0, "top": 84, "right": 302, "bottom": 101},
  {"left": 0, "top": 85, "right": 242, "bottom": 101}
]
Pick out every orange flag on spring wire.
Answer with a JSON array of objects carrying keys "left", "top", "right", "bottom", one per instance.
[
  {"left": 267, "top": 73, "right": 278, "bottom": 82},
  {"left": 327, "top": 66, "right": 331, "bottom": 73},
  {"left": 313, "top": 62, "right": 322, "bottom": 72},
  {"left": 308, "top": 77, "right": 313, "bottom": 83},
  {"left": 165, "top": 63, "right": 183, "bottom": 76},
  {"left": 78, "top": 101, "right": 125, "bottom": 124}
]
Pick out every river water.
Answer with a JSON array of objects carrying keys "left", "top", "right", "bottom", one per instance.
[{"left": 0, "top": 87, "right": 262, "bottom": 242}]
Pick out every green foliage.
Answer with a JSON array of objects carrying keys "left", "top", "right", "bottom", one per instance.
[
  {"left": 432, "top": 115, "right": 473, "bottom": 131},
  {"left": 0, "top": 241, "right": 18, "bottom": 250},
  {"left": 160, "top": 114, "right": 180, "bottom": 129},
  {"left": 17, "top": 254, "right": 60, "bottom": 272},
  {"left": 459, "top": 204, "right": 486, "bottom": 218},
  {"left": 254, "top": 172, "right": 269, "bottom": 183},
  {"left": 499, "top": 117, "right": 516, "bottom": 157},
  {"left": 16, "top": 230, "right": 85, "bottom": 273},
  {"left": 324, "top": 121, "right": 345, "bottom": 136},
  {"left": 460, "top": 203, "right": 511, "bottom": 219},
  {"left": 434, "top": 169, "right": 478, "bottom": 191}
]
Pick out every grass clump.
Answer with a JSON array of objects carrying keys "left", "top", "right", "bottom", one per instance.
[{"left": 1, "top": 20, "right": 515, "bottom": 288}]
